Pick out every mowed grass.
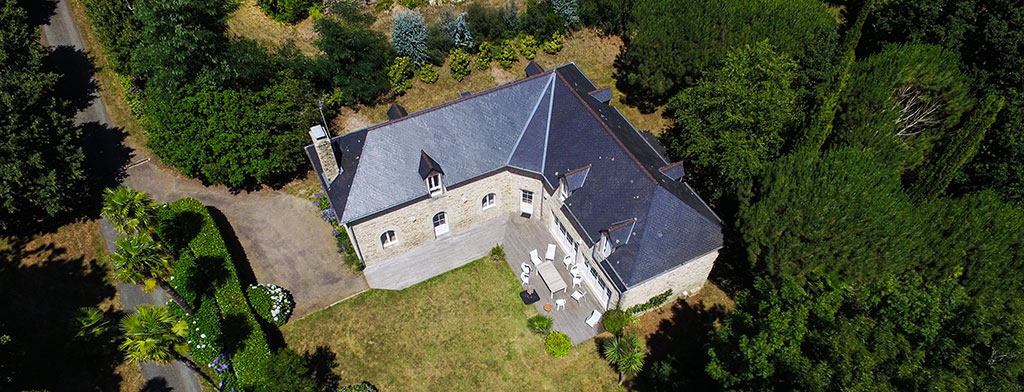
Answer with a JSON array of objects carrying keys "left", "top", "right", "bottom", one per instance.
[{"left": 282, "top": 259, "right": 618, "bottom": 391}]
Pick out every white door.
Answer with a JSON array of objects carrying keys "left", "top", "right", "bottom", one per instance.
[
  {"left": 433, "top": 212, "right": 449, "bottom": 237},
  {"left": 583, "top": 260, "right": 611, "bottom": 309},
  {"left": 520, "top": 190, "right": 534, "bottom": 215}
]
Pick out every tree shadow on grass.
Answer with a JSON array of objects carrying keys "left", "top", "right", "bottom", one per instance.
[
  {"left": 304, "top": 346, "right": 341, "bottom": 392},
  {"left": 632, "top": 299, "right": 729, "bottom": 391},
  {"left": 0, "top": 237, "right": 124, "bottom": 391}
]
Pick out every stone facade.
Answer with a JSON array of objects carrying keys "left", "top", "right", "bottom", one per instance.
[
  {"left": 618, "top": 249, "right": 719, "bottom": 310},
  {"left": 349, "top": 170, "right": 544, "bottom": 267}
]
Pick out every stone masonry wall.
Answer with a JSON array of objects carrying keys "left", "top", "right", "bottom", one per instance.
[
  {"left": 618, "top": 249, "right": 719, "bottom": 310},
  {"left": 350, "top": 170, "right": 544, "bottom": 267}
]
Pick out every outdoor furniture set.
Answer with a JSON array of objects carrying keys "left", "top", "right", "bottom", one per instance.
[{"left": 523, "top": 243, "right": 601, "bottom": 329}]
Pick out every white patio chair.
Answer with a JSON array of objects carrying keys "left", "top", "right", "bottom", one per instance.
[
  {"left": 530, "top": 249, "right": 543, "bottom": 265},
  {"left": 585, "top": 310, "right": 602, "bottom": 328},
  {"left": 571, "top": 289, "right": 586, "bottom": 305},
  {"left": 521, "top": 262, "right": 532, "bottom": 274},
  {"left": 555, "top": 298, "right": 566, "bottom": 311},
  {"left": 569, "top": 263, "right": 582, "bottom": 278},
  {"left": 562, "top": 254, "right": 575, "bottom": 269},
  {"left": 545, "top": 244, "right": 556, "bottom": 261},
  {"left": 572, "top": 275, "right": 582, "bottom": 289},
  {"left": 520, "top": 271, "right": 530, "bottom": 286}
]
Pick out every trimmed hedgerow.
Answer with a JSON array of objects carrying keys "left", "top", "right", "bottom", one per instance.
[
  {"left": 184, "top": 297, "right": 224, "bottom": 363},
  {"left": 247, "top": 284, "right": 294, "bottom": 326},
  {"left": 157, "top": 198, "right": 272, "bottom": 388}
]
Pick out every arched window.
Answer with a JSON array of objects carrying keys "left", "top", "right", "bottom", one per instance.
[
  {"left": 481, "top": 193, "right": 496, "bottom": 209},
  {"left": 433, "top": 212, "right": 449, "bottom": 236},
  {"left": 380, "top": 230, "right": 397, "bottom": 248}
]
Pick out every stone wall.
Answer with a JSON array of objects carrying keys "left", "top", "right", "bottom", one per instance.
[
  {"left": 618, "top": 249, "right": 719, "bottom": 310},
  {"left": 350, "top": 170, "right": 544, "bottom": 267}
]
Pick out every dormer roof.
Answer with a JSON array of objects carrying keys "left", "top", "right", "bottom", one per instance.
[
  {"left": 659, "top": 161, "right": 686, "bottom": 181},
  {"left": 563, "top": 164, "right": 591, "bottom": 191},
  {"left": 418, "top": 150, "right": 443, "bottom": 179}
]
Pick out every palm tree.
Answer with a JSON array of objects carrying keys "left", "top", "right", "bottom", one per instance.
[
  {"left": 120, "top": 305, "right": 218, "bottom": 388},
  {"left": 102, "top": 186, "right": 158, "bottom": 236},
  {"left": 112, "top": 234, "right": 194, "bottom": 315},
  {"left": 603, "top": 333, "right": 646, "bottom": 386}
]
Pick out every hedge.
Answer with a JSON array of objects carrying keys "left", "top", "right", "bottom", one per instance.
[
  {"left": 157, "top": 198, "right": 272, "bottom": 388},
  {"left": 247, "top": 284, "right": 294, "bottom": 326}
]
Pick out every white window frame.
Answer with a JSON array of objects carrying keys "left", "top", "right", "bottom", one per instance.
[
  {"left": 551, "top": 215, "right": 579, "bottom": 255},
  {"left": 583, "top": 258, "right": 611, "bottom": 309},
  {"left": 599, "top": 234, "right": 612, "bottom": 257},
  {"left": 481, "top": 193, "right": 496, "bottom": 210},
  {"left": 520, "top": 189, "right": 534, "bottom": 215},
  {"left": 380, "top": 230, "right": 398, "bottom": 248},
  {"left": 432, "top": 212, "right": 449, "bottom": 237},
  {"left": 559, "top": 182, "right": 568, "bottom": 200},
  {"left": 427, "top": 174, "right": 443, "bottom": 195}
]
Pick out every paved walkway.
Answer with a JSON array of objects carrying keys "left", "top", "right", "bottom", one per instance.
[{"left": 42, "top": 0, "right": 367, "bottom": 389}]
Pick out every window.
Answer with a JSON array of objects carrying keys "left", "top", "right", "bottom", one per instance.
[
  {"left": 552, "top": 216, "right": 580, "bottom": 255},
  {"left": 481, "top": 193, "right": 496, "bottom": 209},
  {"left": 521, "top": 190, "right": 533, "bottom": 204},
  {"left": 599, "top": 234, "right": 612, "bottom": 257},
  {"left": 520, "top": 189, "right": 534, "bottom": 215},
  {"left": 427, "top": 174, "right": 443, "bottom": 194},
  {"left": 433, "top": 212, "right": 449, "bottom": 236},
  {"left": 380, "top": 230, "right": 397, "bottom": 248},
  {"left": 560, "top": 183, "right": 568, "bottom": 200}
]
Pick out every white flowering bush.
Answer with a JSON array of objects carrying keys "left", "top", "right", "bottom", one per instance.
[
  {"left": 175, "top": 299, "right": 222, "bottom": 363},
  {"left": 247, "top": 284, "right": 294, "bottom": 326}
]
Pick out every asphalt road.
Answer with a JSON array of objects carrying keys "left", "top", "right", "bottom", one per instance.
[{"left": 41, "top": 1, "right": 203, "bottom": 391}]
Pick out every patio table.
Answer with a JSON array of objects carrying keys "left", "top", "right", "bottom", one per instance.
[{"left": 536, "top": 261, "right": 567, "bottom": 298}]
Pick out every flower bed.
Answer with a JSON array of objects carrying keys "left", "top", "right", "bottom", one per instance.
[
  {"left": 545, "top": 331, "right": 573, "bottom": 358},
  {"left": 248, "top": 284, "right": 294, "bottom": 326},
  {"left": 314, "top": 191, "right": 362, "bottom": 270}
]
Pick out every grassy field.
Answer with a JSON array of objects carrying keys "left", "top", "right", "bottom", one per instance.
[{"left": 282, "top": 258, "right": 619, "bottom": 391}]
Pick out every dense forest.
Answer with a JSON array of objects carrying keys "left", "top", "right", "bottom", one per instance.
[{"left": 580, "top": 0, "right": 1024, "bottom": 388}]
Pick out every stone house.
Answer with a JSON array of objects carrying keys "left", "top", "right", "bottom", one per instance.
[{"left": 306, "top": 62, "right": 723, "bottom": 311}]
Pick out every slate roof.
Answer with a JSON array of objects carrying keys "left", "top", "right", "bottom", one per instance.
[{"left": 306, "top": 63, "right": 723, "bottom": 290}]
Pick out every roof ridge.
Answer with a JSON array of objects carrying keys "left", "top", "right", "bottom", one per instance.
[
  {"left": 362, "top": 69, "right": 556, "bottom": 133},
  {"left": 564, "top": 163, "right": 592, "bottom": 176},
  {"left": 506, "top": 74, "right": 556, "bottom": 166},
  {"left": 553, "top": 69, "right": 659, "bottom": 184}
]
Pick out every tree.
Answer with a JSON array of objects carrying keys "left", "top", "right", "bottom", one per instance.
[
  {"left": 707, "top": 273, "right": 1024, "bottom": 390},
  {"left": 131, "top": 0, "right": 233, "bottom": 94},
  {"left": 604, "top": 333, "right": 646, "bottom": 385},
  {"left": 111, "top": 234, "right": 195, "bottom": 316},
  {"left": 801, "top": 0, "right": 876, "bottom": 151},
  {"left": 120, "top": 305, "right": 216, "bottom": 387},
  {"left": 313, "top": 15, "right": 394, "bottom": 106},
  {"left": 81, "top": 0, "right": 139, "bottom": 74},
  {"left": 551, "top": 0, "right": 580, "bottom": 27},
  {"left": 664, "top": 41, "right": 800, "bottom": 202},
  {"left": 392, "top": 11, "right": 428, "bottom": 64},
  {"left": 72, "top": 307, "right": 114, "bottom": 343},
  {"left": 832, "top": 44, "right": 974, "bottom": 170},
  {"left": 579, "top": 0, "right": 633, "bottom": 35},
  {"left": 445, "top": 12, "right": 473, "bottom": 49},
  {"left": 955, "top": 89, "right": 1024, "bottom": 203},
  {"left": 101, "top": 186, "right": 159, "bottom": 235},
  {"left": 617, "top": 0, "right": 838, "bottom": 109},
  {"left": 256, "top": 0, "right": 316, "bottom": 23},
  {"left": 0, "top": 0, "right": 85, "bottom": 232},
  {"left": 906, "top": 94, "right": 1005, "bottom": 201},
  {"left": 254, "top": 348, "right": 316, "bottom": 392}
]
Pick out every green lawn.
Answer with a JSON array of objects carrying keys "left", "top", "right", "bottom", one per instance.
[{"left": 282, "top": 259, "right": 619, "bottom": 391}]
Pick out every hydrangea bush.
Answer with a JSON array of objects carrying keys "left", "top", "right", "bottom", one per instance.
[
  {"left": 247, "top": 284, "right": 295, "bottom": 326},
  {"left": 545, "top": 331, "right": 573, "bottom": 358}
]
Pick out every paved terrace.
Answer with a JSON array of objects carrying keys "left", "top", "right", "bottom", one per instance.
[{"left": 362, "top": 214, "right": 606, "bottom": 343}]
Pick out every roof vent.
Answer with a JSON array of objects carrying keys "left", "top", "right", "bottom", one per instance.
[
  {"left": 659, "top": 162, "right": 686, "bottom": 181},
  {"left": 387, "top": 103, "right": 408, "bottom": 120},
  {"left": 589, "top": 86, "right": 612, "bottom": 104},
  {"left": 309, "top": 125, "right": 340, "bottom": 185},
  {"left": 525, "top": 60, "right": 544, "bottom": 77}
]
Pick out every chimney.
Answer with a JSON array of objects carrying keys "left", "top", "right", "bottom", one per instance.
[{"left": 309, "top": 125, "right": 340, "bottom": 185}]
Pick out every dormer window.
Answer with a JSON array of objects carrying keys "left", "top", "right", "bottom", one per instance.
[
  {"left": 599, "top": 234, "right": 612, "bottom": 257},
  {"left": 559, "top": 180, "right": 568, "bottom": 200},
  {"left": 427, "top": 174, "right": 443, "bottom": 195}
]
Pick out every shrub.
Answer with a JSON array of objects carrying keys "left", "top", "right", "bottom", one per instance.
[
  {"left": 389, "top": 56, "right": 414, "bottom": 95},
  {"left": 626, "top": 289, "right": 673, "bottom": 314},
  {"left": 418, "top": 64, "right": 439, "bottom": 84},
  {"left": 256, "top": 0, "right": 317, "bottom": 23},
  {"left": 183, "top": 298, "right": 224, "bottom": 363},
  {"left": 518, "top": 34, "right": 539, "bottom": 60},
  {"left": 528, "top": 315, "right": 553, "bottom": 334},
  {"left": 476, "top": 41, "right": 493, "bottom": 70},
  {"left": 119, "top": 74, "right": 147, "bottom": 120},
  {"left": 541, "top": 31, "right": 564, "bottom": 54},
  {"left": 545, "top": 331, "right": 573, "bottom": 358},
  {"left": 392, "top": 11, "right": 428, "bottom": 64},
  {"left": 602, "top": 309, "right": 637, "bottom": 335},
  {"left": 445, "top": 12, "right": 474, "bottom": 49},
  {"left": 489, "top": 244, "right": 506, "bottom": 262},
  {"left": 247, "top": 284, "right": 295, "bottom": 326},
  {"left": 552, "top": 0, "right": 581, "bottom": 26},
  {"left": 497, "top": 39, "right": 519, "bottom": 69},
  {"left": 449, "top": 48, "right": 472, "bottom": 81}
]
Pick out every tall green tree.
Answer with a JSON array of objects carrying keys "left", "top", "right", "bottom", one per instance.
[
  {"left": 955, "top": 89, "right": 1024, "bottom": 203},
  {"left": 617, "top": 0, "right": 838, "bottom": 109},
  {"left": 0, "top": 0, "right": 85, "bottom": 231},
  {"left": 120, "top": 305, "right": 215, "bottom": 387},
  {"left": 708, "top": 273, "right": 1024, "bottom": 391},
  {"left": 664, "top": 40, "right": 800, "bottom": 202},
  {"left": 314, "top": 15, "right": 394, "bottom": 105},
  {"left": 832, "top": 44, "right": 973, "bottom": 170},
  {"left": 81, "top": 0, "right": 138, "bottom": 74},
  {"left": 604, "top": 333, "right": 647, "bottom": 386},
  {"left": 905, "top": 94, "right": 1004, "bottom": 201},
  {"left": 254, "top": 348, "right": 316, "bottom": 392},
  {"left": 101, "top": 185, "right": 159, "bottom": 235},
  {"left": 111, "top": 234, "right": 194, "bottom": 316}
]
